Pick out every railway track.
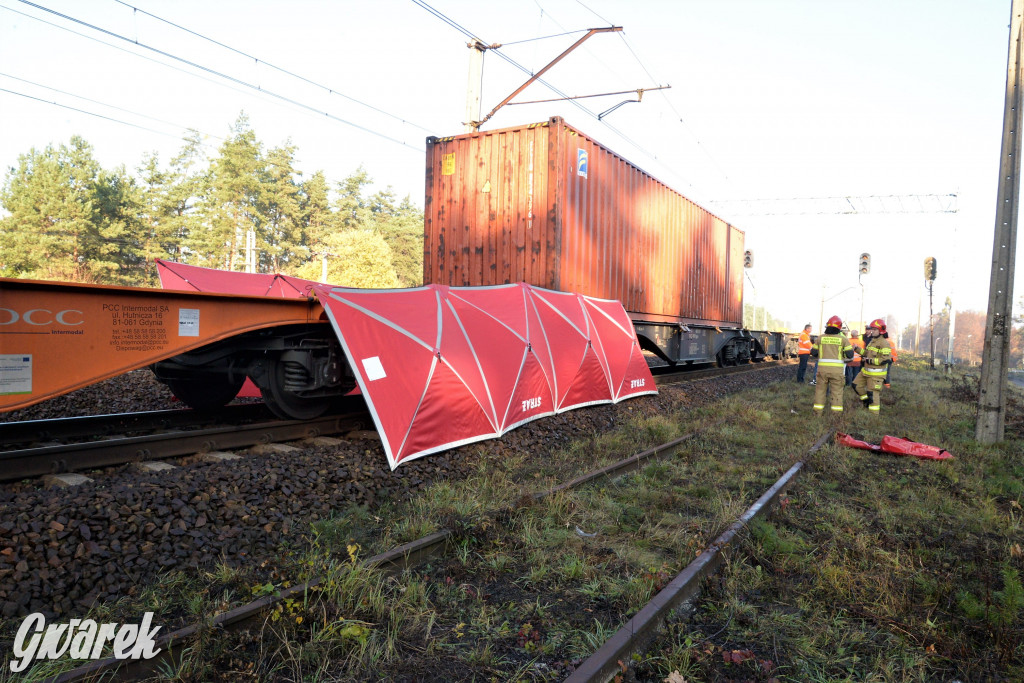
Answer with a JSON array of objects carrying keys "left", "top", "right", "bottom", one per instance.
[
  {"left": 41, "top": 370, "right": 809, "bottom": 683},
  {"left": 652, "top": 357, "right": 793, "bottom": 385},
  {"left": 0, "top": 399, "right": 369, "bottom": 483},
  {"left": 0, "top": 403, "right": 274, "bottom": 446},
  {"left": 0, "top": 361, "right": 790, "bottom": 484},
  {"left": 567, "top": 432, "right": 830, "bottom": 682}
]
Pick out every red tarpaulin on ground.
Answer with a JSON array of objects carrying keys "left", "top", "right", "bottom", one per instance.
[
  {"left": 836, "top": 432, "right": 953, "bottom": 460},
  {"left": 314, "top": 283, "right": 657, "bottom": 469}
]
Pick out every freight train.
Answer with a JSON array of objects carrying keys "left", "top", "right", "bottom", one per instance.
[
  {"left": 423, "top": 117, "right": 791, "bottom": 370},
  {"left": 1, "top": 118, "right": 791, "bottom": 423}
]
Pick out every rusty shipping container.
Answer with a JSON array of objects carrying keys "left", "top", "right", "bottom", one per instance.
[{"left": 424, "top": 117, "right": 744, "bottom": 328}]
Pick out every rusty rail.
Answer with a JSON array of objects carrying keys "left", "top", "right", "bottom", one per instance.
[{"left": 565, "top": 431, "right": 832, "bottom": 683}]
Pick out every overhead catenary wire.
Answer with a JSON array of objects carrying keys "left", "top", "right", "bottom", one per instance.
[
  {"left": 0, "top": 72, "right": 226, "bottom": 145},
  {"left": 0, "top": 4, "right": 396, "bottom": 186},
  {"left": 10, "top": 0, "right": 716, "bottom": 204},
  {"left": 0, "top": 87, "right": 204, "bottom": 142},
  {"left": 13, "top": 0, "right": 423, "bottom": 151},
  {"left": 110, "top": 0, "right": 434, "bottom": 135},
  {"left": 709, "top": 194, "right": 960, "bottom": 216},
  {"left": 0, "top": 84, "right": 365, "bottom": 182},
  {"left": 0, "top": 77, "right": 358, "bottom": 193},
  {"left": 411, "top": 0, "right": 604, "bottom": 121},
  {"left": 500, "top": 29, "right": 588, "bottom": 46},
  {"left": 0, "top": 2, "right": 306, "bottom": 122},
  {"left": 516, "top": 0, "right": 709, "bottom": 197},
  {"left": 568, "top": 0, "right": 733, "bottom": 190},
  {"left": 410, "top": 0, "right": 667, "bottom": 170}
]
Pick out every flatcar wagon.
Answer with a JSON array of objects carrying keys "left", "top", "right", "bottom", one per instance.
[{"left": 1, "top": 118, "right": 790, "bottom": 423}]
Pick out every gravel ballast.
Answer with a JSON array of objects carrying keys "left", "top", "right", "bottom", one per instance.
[{"left": 0, "top": 365, "right": 791, "bottom": 623}]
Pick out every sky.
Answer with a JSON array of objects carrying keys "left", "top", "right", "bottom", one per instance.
[{"left": 1, "top": 0, "right": 1021, "bottom": 337}]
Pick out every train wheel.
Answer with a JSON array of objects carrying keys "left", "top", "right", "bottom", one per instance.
[
  {"left": 260, "top": 358, "right": 329, "bottom": 420},
  {"left": 716, "top": 348, "right": 737, "bottom": 367},
  {"left": 165, "top": 373, "right": 245, "bottom": 411}
]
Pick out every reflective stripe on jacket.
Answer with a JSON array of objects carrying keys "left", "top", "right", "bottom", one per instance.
[
  {"left": 798, "top": 331, "right": 812, "bottom": 355},
  {"left": 861, "top": 337, "right": 892, "bottom": 375},
  {"left": 812, "top": 332, "right": 853, "bottom": 366}
]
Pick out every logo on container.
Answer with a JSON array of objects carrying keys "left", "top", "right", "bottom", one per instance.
[
  {"left": 577, "top": 148, "right": 588, "bottom": 178},
  {"left": 10, "top": 612, "right": 162, "bottom": 673}
]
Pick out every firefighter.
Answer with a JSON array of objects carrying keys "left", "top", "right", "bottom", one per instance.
[
  {"left": 846, "top": 330, "right": 864, "bottom": 386},
  {"left": 852, "top": 318, "right": 892, "bottom": 413},
  {"left": 810, "top": 315, "right": 854, "bottom": 414},
  {"left": 885, "top": 337, "right": 898, "bottom": 388},
  {"left": 796, "top": 323, "right": 813, "bottom": 383}
]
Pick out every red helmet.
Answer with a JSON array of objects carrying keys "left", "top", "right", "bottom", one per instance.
[
  {"left": 826, "top": 315, "right": 843, "bottom": 328},
  {"left": 869, "top": 318, "right": 886, "bottom": 332}
]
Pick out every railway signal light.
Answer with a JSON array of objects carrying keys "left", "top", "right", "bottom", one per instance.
[
  {"left": 858, "top": 253, "right": 871, "bottom": 274},
  {"left": 743, "top": 250, "right": 753, "bottom": 268},
  {"left": 924, "top": 256, "right": 937, "bottom": 281}
]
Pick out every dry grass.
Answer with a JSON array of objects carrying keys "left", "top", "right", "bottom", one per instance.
[{"left": 6, "top": 362, "right": 1020, "bottom": 681}]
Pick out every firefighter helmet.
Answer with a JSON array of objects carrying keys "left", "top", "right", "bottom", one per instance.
[
  {"left": 869, "top": 318, "right": 886, "bottom": 332},
  {"left": 826, "top": 315, "right": 843, "bottom": 328}
]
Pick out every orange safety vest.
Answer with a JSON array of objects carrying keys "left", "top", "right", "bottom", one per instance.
[
  {"left": 850, "top": 337, "right": 865, "bottom": 367},
  {"left": 888, "top": 338, "right": 898, "bottom": 362},
  {"left": 798, "top": 330, "right": 812, "bottom": 355}
]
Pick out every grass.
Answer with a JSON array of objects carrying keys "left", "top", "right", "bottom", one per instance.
[
  {"left": 631, "top": 360, "right": 1024, "bottom": 682},
  {"left": 4, "top": 361, "right": 1021, "bottom": 681}
]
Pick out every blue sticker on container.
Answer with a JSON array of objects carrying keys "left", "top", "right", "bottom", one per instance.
[{"left": 577, "top": 148, "right": 588, "bottom": 178}]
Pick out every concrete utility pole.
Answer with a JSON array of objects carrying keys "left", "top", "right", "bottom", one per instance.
[
  {"left": 945, "top": 297, "right": 957, "bottom": 369},
  {"left": 925, "top": 257, "right": 937, "bottom": 368},
  {"left": 245, "top": 229, "right": 257, "bottom": 274},
  {"left": 977, "top": 0, "right": 1023, "bottom": 444},
  {"left": 928, "top": 282, "right": 935, "bottom": 369}
]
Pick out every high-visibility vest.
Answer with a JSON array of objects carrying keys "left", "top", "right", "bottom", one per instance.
[
  {"left": 812, "top": 332, "right": 853, "bottom": 367},
  {"left": 888, "top": 338, "right": 898, "bottom": 362},
  {"left": 798, "top": 331, "right": 812, "bottom": 355},
  {"left": 850, "top": 337, "right": 865, "bottom": 366},
  {"left": 861, "top": 337, "right": 892, "bottom": 376}
]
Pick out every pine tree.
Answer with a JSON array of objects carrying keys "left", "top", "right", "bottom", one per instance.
[
  {"left": 261, "top": 143, "right": 307, "bottom": 272},
  {"left": 300, "top": 170, "right": 331, "bottom": 252},
  {"left": 92, "top": 163, "right": 147, "bottom": 284},
  {"left": 371, "top": 192, "right": 424, "bottom": 287},
  {"left": 139, "top": 132, "right": 210, "bottom": 272},
  {"left": 0, "top": 136, "right": 144, "bottom": 284},
  {"left": 335, "top": 166, "right": 371, "bottom": 231},
  {"left": 190, "top": 114, "right": 263, "bottom": 270}
]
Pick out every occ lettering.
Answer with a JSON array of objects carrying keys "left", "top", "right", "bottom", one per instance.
[{"left": 0, "top": 309, "right": 84, "bottom": 326}]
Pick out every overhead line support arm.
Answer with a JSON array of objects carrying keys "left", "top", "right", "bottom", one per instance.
[{"left": 471, "top": 26, "right": 622, "bottom": 131}]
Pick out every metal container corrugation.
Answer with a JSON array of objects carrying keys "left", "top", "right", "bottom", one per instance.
[{"left": 424, "top": 117, "right": 743, "bottom": 327}]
